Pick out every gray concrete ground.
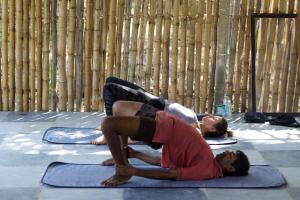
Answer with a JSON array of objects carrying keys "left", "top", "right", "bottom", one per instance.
[{"left": 0, "top": 112, "right": 299, "bottom": 200}]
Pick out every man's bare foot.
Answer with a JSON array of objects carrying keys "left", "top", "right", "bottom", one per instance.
[
  {"left": 91, "top": 135, "right": 107, "bottom": 145},
  {"left": 101, "top": 174, "right": 131, "bottom": 187},
  {"left": 101, "top": 158, "right": 115, "bottom": 166}
]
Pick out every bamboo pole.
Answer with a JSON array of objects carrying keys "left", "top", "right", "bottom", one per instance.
[
  {"left": 136, "top": 0, "right": 148, "bottom": 87},
  {"left": 260, "top": 0, "right": 278, "bottom": 111},
  {"left": 194, "top": 0, "right": 204, "bottom": 112},
  {"left": 92, "top": 0, "right": 102, "bottom": 111},
  {"left": 9, "top": 0, "right": 15, "bottom": 111},
  {"left": 161, "top": 0, "right": 172, "bottom": 99},
  {"left": 22, "top": 0, "right": 29, "bottom": 111},
  {"left": 200, "top": 0, "right": 212, "bottom": 112},
  {"left": 57, "top": 0, "right": 68, "bottom": 111},
  {"left": 129, "top": 0, "right": 142, "bottom": 82},
  {"left": 75, "top": 0, "right": 84, "bottom": 111},
  {"left": 50, "top": 0, "right": 57, "bottom": 111},
  {"left": 178, "top": 0, "right": 188, "bottom": 105},
  {"left": 153, "top": 0, "right": 163, "bottom": 95},
  {"left": 29, "top": 0, "right": 35, "bottom": 111},
  {"left": 107, "top": 0, "right": 117, "bottom": 77},
  {"left": 1, "top": 0, "right": 9, "bottom": 111},
  {"left": 145, "top": 0, "right": 155, "bottom": 91},
  {"left": 208, "top": 0, "right": 220, "bottom": 113},
  {"left": 170, "top": 0, "right": 180, "bottom": 101},
  {"left": 293, "top": 59, "right": 300, "bottom": 111},
  {"left": 254, "top": 0, "right": 262, "bottom": 13},
  {"left": 186, "top": 0, "right": 197, "bottom": 107},
  {"left": 83, "top": 0, "right": 94, "bottom": 112},
  {"left": 233, "top": 0, "right": 247, "bottom": 113},
  {"left": 15, "top": 0, "right": 23, "bottom": 111},
  {"left": 121, "top": 0, "right": 131, "bottom": 80},
  {"left": 66, "top": 0, "right": 76, "bottom": 111},
  {"left": 35, "top": 0, "right": 42, "bottom": 111},
  {"left": 42, "top": 0, "right": 50, "bottom": 111},
  {"left": 115, "top": 0, "right": 125, "bottom": 78}
]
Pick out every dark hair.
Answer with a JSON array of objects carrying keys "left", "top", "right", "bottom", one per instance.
[
  {"left": 204, "top": 117, "right": 233, "bottom": 138},
  {"left": 224, "top": 150, "right": 250, "bottom": 176}
]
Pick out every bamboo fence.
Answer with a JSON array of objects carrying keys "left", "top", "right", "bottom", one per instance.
[{"left": 0, "top": 0, "right": 299, "bottom": 113}]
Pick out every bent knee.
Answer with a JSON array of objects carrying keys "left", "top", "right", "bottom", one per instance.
[
  {"left": 101, "top": 117, "right": 115, "bottom": 134},
  {"left": 112, "top": 101, "right": 123, "bottom": 116}
]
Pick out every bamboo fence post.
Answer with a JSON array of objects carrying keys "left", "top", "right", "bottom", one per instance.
[
  {"left": 15, "top": 0, "right": 23, "bottom": 111},
  {"left": 66, "top": 0, "right": 76, "bottom": 111},
  {"left": 107, "top": 0, "right": 117, "bottom": 77},
  {"left": 271, "top": 1, "right": 286, "bottom": 111},
  {"left": 35, "top": 0, "right": 42, "bottom": 111},
  {"left": 186, "top": 0, "right": 197, "bottom": 107},
  {"left": 208, "top": 0, "right": 220, "bottom": 113},
  {"left": 170, "top": 0, "right": 180, "bottom": 101},
  {"left": 226, "top": 0, "right": 239, "bottom": 102},
  {"left": 200, "top": 0, "right": 212, "bottom": 112},
  {"left": 293, "top": 60, "right": 300, "bottom": 111},
  {"left": 92, "top": 0, "right": 102, "bottom": 111},
  {"left": 129, "top": 0, "right": 142, "bottom": 82},
  {"left": 136, "top": 0, "right": 148, "bottom": 87},
  {"left": 9, "top": 0, "right": 15, "bottom": 111},
  {"left": 57, "top": 0, "right": 67, "bottom": 111},
  {"left": 145, "top": 0, "right": 155, "bottom": 91},
  {"left": 233, "top": 0, "right": 247, "bottom": 113},
  {"left": 42, "top": 0, "right": 50, "bottom": 111},
  {"left": 83, "top": 0, "right": 94, "bottom": 112},
  {"left": 260, "top": 0, "right": 278, "bottom": 111},
  {"left": 115, "top": 0, "right": 125, "bottom": 78},
  {"left": 1, "top": 0, "right": 9, "bottom": 111},
  {"left": 194, "top": 0, "right": 204, "bottom": 112},
  {"left": 22, "top": 0, "right": 29, "bottom": 111},
  {"left": 178, "top": 0, "right": 188, "bottom": 105},
  {"left": 254, "top": 0, "right": 262, "bottom": 13},
  {"left": 241, "top": 0, "right": 254, "bottom": 112},
  {"left": 75, "top": 0, "right": 84, "bottom": 111},
  {"left": 297, "top": 2, "right": 300, "bottom": 59},
  {"left": 161, "top": 0, "right": 172, "bottom": 99},
  {"left": 29, "top": 0, "right": 35, "bottom": 111},
  {"left": 255, "top": 0, "right": 270, "bottom": 109},
  {"left": 50, "top": 0, "right": 57, "bottom": 111}
]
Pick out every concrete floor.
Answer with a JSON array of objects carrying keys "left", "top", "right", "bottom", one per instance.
[{"left": 0, "top": 112, "right": 299, "bottom": 200}]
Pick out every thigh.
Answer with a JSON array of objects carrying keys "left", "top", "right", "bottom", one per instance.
[{"left": 112, "top": 101, "right": 144, "bottom": 116}]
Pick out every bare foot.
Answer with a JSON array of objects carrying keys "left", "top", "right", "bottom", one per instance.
[
  {"left": 91, "top": 135, "right": 107, "bottom": 145},
  {"left": 101, "top": 174, "right": 131, "bottom": 187},
  {"left": 101, "top": 158, "right": 115, "bottom": 166}
]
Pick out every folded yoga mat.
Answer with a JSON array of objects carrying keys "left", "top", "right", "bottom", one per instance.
[
  {"left": 41, "top": 162, "right": 286, "bottom": 188},
  {"left": 42, "top": 127, "right": 237, "bottom": 145}
]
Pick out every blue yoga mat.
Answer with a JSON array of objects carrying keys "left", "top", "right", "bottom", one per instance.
[
  {"left": 41, "top": 162, "right": 286, "bottom": 188},
  {"left": 43, "top": 127, "right": 238, "bottom": 145}
]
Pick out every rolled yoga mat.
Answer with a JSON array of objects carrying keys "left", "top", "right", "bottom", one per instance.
[
  {"left": 42, "top": 127, "right": 238, "bottom": 145},
  {"left": 41, "top": 162, "right": 286, "bottom": 188}
]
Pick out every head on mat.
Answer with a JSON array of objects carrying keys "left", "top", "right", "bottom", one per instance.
[{"left": 200, "top": 115, "right": 233, "bottom": 138}]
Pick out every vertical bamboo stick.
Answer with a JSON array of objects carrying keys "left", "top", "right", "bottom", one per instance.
[
  {"left": 9, "top": 0, "right": 15, "bottom": 111},
  {"left": 136, "top": 0, "right": 148, "bottom": 86},
  {"left": 161, "top": 0, "right": 172, "bottom": 99},
  {"left": 194, "top": 0, "right": 204, "bottom": 112},
  {"left": 129, "top": 0, "right": 142, "bottom": 82},
  {"left": 83, "top": 0, "right": 94, "bottom": 112},
  {"left": 1, "top": 0, "right": 9, "bottom": 111},
  {"left": 23, "top": 0, "right": 29, "bottom": 111},
  {"left": 92, "top": 0, "right": 102, "bottom": 111},
  {"left": 178, "top": 0, "right": 188, "bottom": 105},
  {"left": 107, "top": 0, "right": 117, "bottom": 77},
  {"left": 15, "top": 0, "right": 23, "bottom": 111},
  {"left": 29, "top": 0, "right": 35, "bottom": 111},
  {"left": 35, "top": 0, "right": 42, "bottom": 111},
  {"left": 75, "top": 0, "right": 84, "bottom": 111},
  {"left": 254, "top": 0, "right": 261, "bottom": 13},
  {"left": 57, "top": 0, "right": 67, "bottom": 111},
  {"left": 145, "top": 0, "right": 155, "bottom": 90},
  {"left": 293, "top": 60, "right": 300, "bottom": 111},
  {"left": 42, "top": 0, "right": 50, "bottom": 111},
  {"left": 170, "top": 0, "right": 180, "bottom": 101},
  {"left": 115, "top": 0, "right": 125, "bottom": 78},
  {"left": 186, "top": 0, "right": 197, "bottom": 107},
  {"left": 200, "top": 0, "right": 212, "bottom": 112},
  {"left": 66, "top": 0, "right": 76, "bottom": 111},
  {"left": 50, "top": 0, "right": 57, "bottom": 111},
  {"left": 208, "top": 0, "right": 220, "bottom": 113}
]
